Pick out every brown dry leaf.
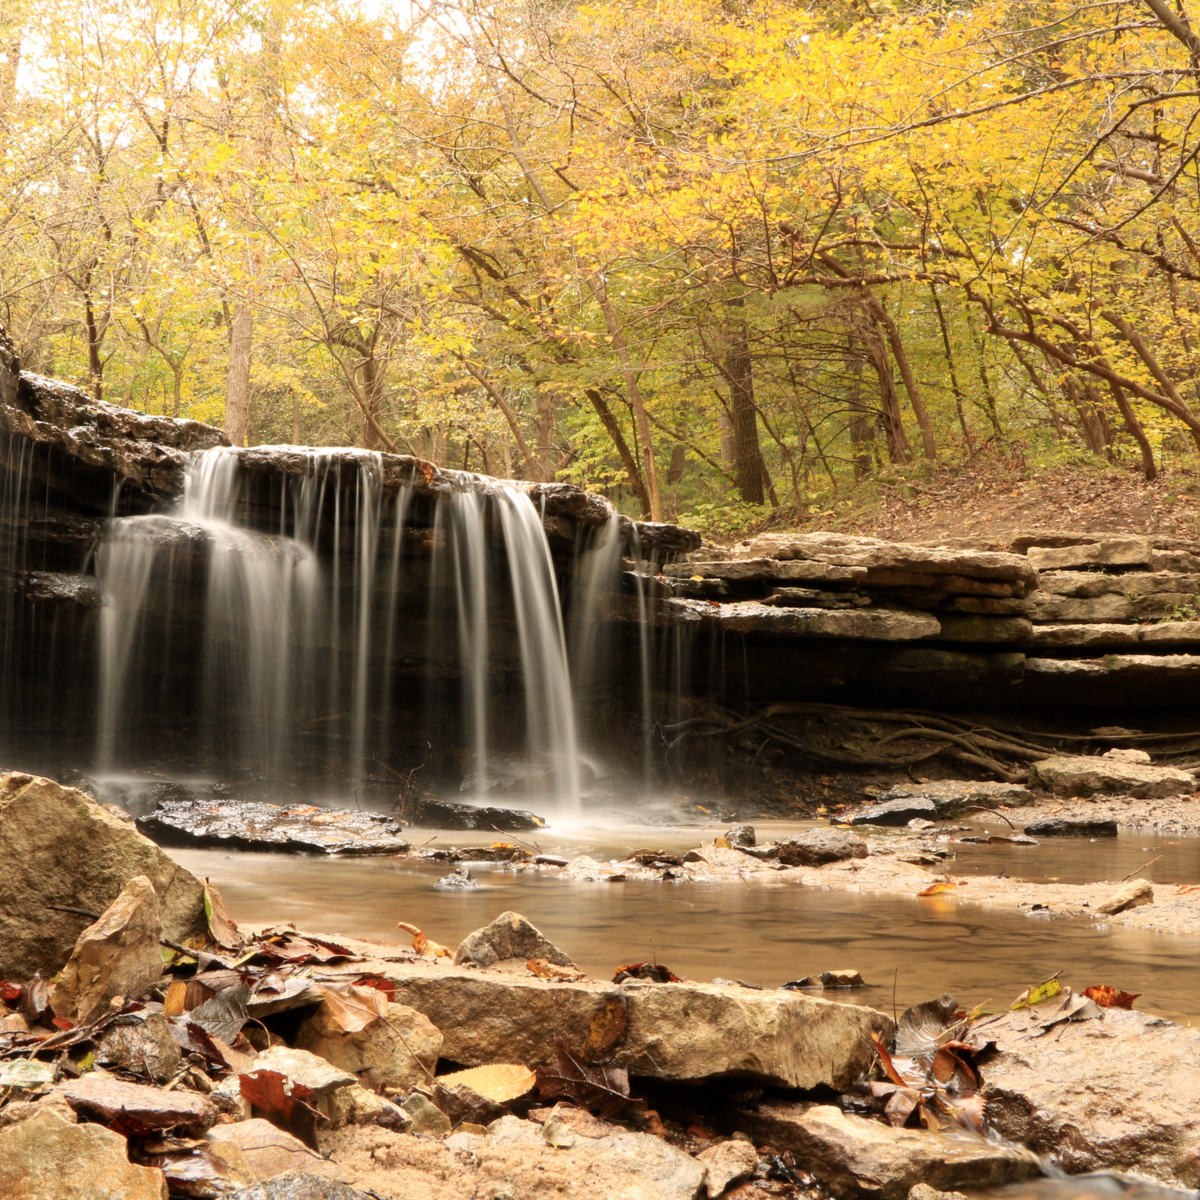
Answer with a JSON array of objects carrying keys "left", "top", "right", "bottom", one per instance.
[
  {"left": 203, "top": 882, "right": 243, "bottom": 951},
  {"left": 1081, "top": 985, "right": 1140, "bottom": 1010},
  {"left": 1176, "top": 884, "right": 1200, "bottom": 895},
  {"left": 162, "top": 980, "right": 188, "bottom": 1019},
  {"left": 870, "top": 1032, "right": 907, "bottom": 1087},
  {"left": 612, "top": 961, "right": 681, "bottom": 984},
  {"left": 315, "top": 983, "right": 387, "bottom": 1033},
  {"left": 239, "top": 1069, "right": 322, "bottom": 1150},
  {"left": 526, "top": 958, "right": 586, "bottom": 982},
  {"left": 581, "top": 993, "right": 628, "bottom": 1063},
  {"left": 437, "top": 1064, "right": 536, "bottom": 1104},
  {"left": 396, "top": 922, "right": 452, "bottom": 958},
  {"left": 535, "top": 1036, "right": 631, "bottom": 1118},
  {"left": 918, "top": 881, "right": 958, "bottom": 896},
  {"left": 884, "top": 1088, "right": 921, "bottom": 1128}
]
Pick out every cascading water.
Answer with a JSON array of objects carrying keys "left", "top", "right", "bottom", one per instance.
[{"left": 94, "top": 447, "right": 591, "bottom": 815}]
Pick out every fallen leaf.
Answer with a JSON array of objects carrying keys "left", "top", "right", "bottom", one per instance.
[
  {"left": 162, "top": 980, "right": 188, "bottom": 1019},
  {"left": 420, "top": 460, "right": 435, "bottom": 485},
  {"left": 203, "top": 881, "right": 243, "bottom": 951},
  {"left": 1082, "top": 985, "right": 1140, "bottom": 1010},
  {"left": 437, "top": 1063, "right": 536, "bottom": 1104},
  {"left": 490, "top": 842, "right": 516, "bottom": 849},
  {"left": 612, "top": 962, "right": 681, "bottom": 984},
  {"left": 354, "top": 976, "right": 397, "bottom": 1001},
  {"left": 918, "top": 882, "right": 958, "bottom": 896},
  {"left": 1037, "top": 988, "right": 1104, "bottom": 1033},
  {"left": 931, "top": 1044, "right": 977, "bottom": 1090},
  {"left": 239, "top": 1069, "right": 322, "bottom": 1149},
  {"left": 884, "top": 1088, "right": 921, "bottom": 1128},
  {"left": 1, "top": 980, "right": 21, "bottom": 1002},
  {"left": 1175, "top": 884, "right": 1200, "bottom": 895},
  {"left": 396, "top": 922, "right": 452, "bottom": 958},
  {"left": 189, "top": 983, "right": 250, "bottom": 1044},
  {"left": 526, "top": 958, "right": 586, "bottom": 982},
  {"left": 1011, "top": 975, "right": 1062, "bottom": 1011},
  {"left": 713, "top": 837, "right": 731, "bottom": 849},
  {"left": 581, "top": 993, "right": 628, "bottom": 1062},
  {"left": 870, "top": 1032, "right": 907, "bottom": 1087},
  {"left": 313, "top": 983, "right": 388, "bottom": 1033},
  {"left": 535, "top": 1036, "right": 631, "bottom": 1118},
  {"left": 896, "top": 994, "right": 961, "bottom": 1056}
]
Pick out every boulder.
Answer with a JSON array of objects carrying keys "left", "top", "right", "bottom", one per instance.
[
  {"left": 207, "top": 1120, "right": 345, "bottom": 1184},
  {"left": 478, "top": 1114, "right": 705, "bottom": 1200},
  {"left": 724, "top": 824, "right": 756, "bottom": 848},
  {"left": 396, "top": 795, "right": 545, "bottom": 831},
  {"left": 50, "top": 875, "right": 164, "bottom": 1025},
  {"left": 0, "top": 772, "right": 205, "bottom": 980},
  {"left": 776, "top": 829, "right": 870, "bottom": 865},
  {"left": 848, "top": 799, "right": 938, "bottom": 828},
  {"left": 376, "top": 956, "right": 893, "bottom": 1090},
  {"left": 1029, "top": 755, "right": 1195, "bottom": 799},
  {"left": 1095, "top": 879, "right": 1153, "bottom": 915},
  {"left": 730, "top": 1101, "right": 1039, "bottom": 1200},
  {"left": 296, "top": 990, "right": 442, "bottom": 1091},
  {"left": 875, "top": 781, "right": 1035, "bottom": 816},
  {"left": 0, "top": 1108, "right": 167, "bottom": 1200},
  {"left": 136, "top": 800, "right": 410, "bottom": 856},
  {"left": 453, "top": 911, "right": 574, "bottom": 969},
  {"left": 697, "top": 1139, "right": 758, "bottom": 1198},
  {"left": 250, "top": 1046, "right": 358, "bottom": 1103},
  {"left": 981, "top": 1007, "right": 1200, "bottom": 1186},
  {"left": 60, "top": 1074, "right": 218, "bottom": 1133},
  {"left": 1103, "top": 747, "right": 1151, "bottom": 763},
  {"left": 1023, "top": 817, "right": 1117, "bottom": 838}
]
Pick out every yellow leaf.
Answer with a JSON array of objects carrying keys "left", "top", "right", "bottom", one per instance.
[
  {"left": 437, "top": 1063, "right": 536, "bottom": 1103},
  {"left": 1011, "top": 977, "right": 1063, "bottom": 1010}
]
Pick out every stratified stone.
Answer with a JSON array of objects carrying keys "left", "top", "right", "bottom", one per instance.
[
  {"left": 0, "top": 772, "right": 205, "bottom": 980},
  {"left": 453, "top": 911, "right": 574, "bottom": 969},
  {"left": 0, "top": 1108, "right": 167, "bottom": 1199},
  {"left": 705, "top": 602, "right": 941, "bottom": 642},
  {"left": 876, "top": 781, "right": 1035, "bottom": 815},
  {"left": 731, "top": 1102, "right": 1038, "bottom": 1200},
  {"left": 936, "top": 615, "right": 1032, "bottom": 643},
  {"left": 848, "top": 799, "right": 938, "bottom": 827},
  {"left": 60, "top": 1073, "right": 217, "bottom": 1133},
  {"left": 1027, "top": 538, "right": 1152, "bottom": 570},
  {"left": 776, "top": 829, "right": 870, "bottom": 866},
  {"left": 1029, "top": 756, "right": 1195, "bottom": 798},
  {"left": 50, "top": 875, "right": 164, "bottom": 1025}
]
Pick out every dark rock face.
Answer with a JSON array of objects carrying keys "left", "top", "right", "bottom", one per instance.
[
  {"left": 775, "top": 829, "right": 868, "bottom": 866},
  {"left": 136, "top": 800, "right": 410, "bottom": 855},
  {"left": 847, "top": 798, "right": 939, "bottom": 827},
  {"left": 397, "top": 795, "right": 545, "bottom": 831},
  {"left": 1023, "top": 818, "right": 1118, "bottom": 838}
]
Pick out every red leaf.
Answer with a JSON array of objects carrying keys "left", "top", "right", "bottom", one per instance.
[
  {"left": 870, "top": 1032, "right": 907, "bottom": 1088},
  {"left": 1, "top": 980, "right": 21, "bottom": 1002},
  {"left": 50, "top": 1017, "right": 75, "bottom": 1031},
  {"left": 1082, "top": 985, "right": 1140, "bottom": 1010},
  {"left": 238, "top": 1070, "right": 322, "bottom": 1149},
  {"left": 535, "top": 1036, "right": 631, "bottom": 1118},
  {"left": 354, "top": 976, "right": 396, "bottom": 1001}
]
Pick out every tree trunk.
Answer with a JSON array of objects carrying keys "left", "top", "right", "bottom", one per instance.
[
  {"left": 725, "top": 324, "right": 768, "bottom": 505},
  {"left": 360, "top": 354, "right": 381, "bottom": 450},
  {"left": 585, "top": 387, "right": 652, "bottom": 517},
  {"left": 863, "top": 327, "right": 910, "bottom": 464},
  {"left": 1108, "top": 380, "right": 1158, "bottom": 480},
  {"left": 224, "top": 303, "right": 253, "bottom": 447}
]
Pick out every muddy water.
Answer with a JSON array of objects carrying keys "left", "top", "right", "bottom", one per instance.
[{"left": 170, "top": 837, "right": 1200, "bottom": 1025}]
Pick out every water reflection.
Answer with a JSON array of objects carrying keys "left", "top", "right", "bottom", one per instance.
[{"left": 170, "top": 846, "right": 1200, "bottom": 1025}]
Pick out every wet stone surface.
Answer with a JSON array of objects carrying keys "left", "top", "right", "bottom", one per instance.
[{"left": 136, "top": 800, "right": 411, "bottom": 856}]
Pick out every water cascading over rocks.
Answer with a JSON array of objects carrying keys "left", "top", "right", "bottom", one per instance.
[{"left": 93, "top": 446, "right": 596, "bottom": 811}]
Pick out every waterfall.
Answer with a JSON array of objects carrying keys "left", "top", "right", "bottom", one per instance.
[{"left": 93, "top": 448, "right": 591, "bottom": 816}]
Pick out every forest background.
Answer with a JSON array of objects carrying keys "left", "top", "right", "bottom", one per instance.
[{"left": 4, "top": 0, "right": 1200, "bottom": 536}]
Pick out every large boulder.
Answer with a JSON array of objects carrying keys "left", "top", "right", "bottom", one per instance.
[
  {"left": 369, "top": 955, "right": 892, "bottom": 1091},
  {"left": 454, "top": 911, "right": 574, "bottom": 969},
  {"left": 0, "top": 773, "right": 206, "bottom": 980},
  {"left": 981, "top": 1007, "right": 1200, "bottom": 1187},
  {"left": 776, "top": 829, "right": 870, "bottom": 865},
  {"left": 730, "top": 1101, "right": 1038, "bottom": 1200},
  {"left": 1029, "top": 756, "right": 1195, "bottom": 798},
  {"left": 0, "top": 1108, "right": 167, "bottom": 1199}
]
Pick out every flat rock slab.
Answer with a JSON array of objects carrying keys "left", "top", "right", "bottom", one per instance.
[
  {"left": 1029, "top": 755, "right": 1195, "bottom": 799},
  {"left": 326, "top": 951, "right": 892, "bottom": 1091},
  {"left": 981, "top": 1007, "right": 1200, "bottom": 1187},
  {"left": 1023, "top": 817, "right": 1118, "bottom": 838},
  {"left": 397, "top": 795, "right": 545, "bottom": 831},
  {"left": 876, "top": 781, "right": 1035, "bottom": 815},
  {"left": 776, "top": 829, "right": 869, "bottom": 865},
  {"left": 0, "top": 772, "right": 205, "bottom": 980},
  {"left": 704, "top": 602, "right": 941, "bottom": 641},
  {"left": 0, "top": 1108, "right": 167, "bottom": 1199},
  {"left": 136, "top": 800, "right": 411, "bottom": 855},
  {"left": 61, "top": 1073, "right": 217, "bottom": 1133},
  {"left": 848, "top": 798, "right": 939, "bottom": 827},
  {"left": 731, "top": 1101, "right": 1038, "bottom": 1200}
]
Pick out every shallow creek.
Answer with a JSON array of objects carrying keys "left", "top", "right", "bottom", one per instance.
[{"left": 168, "top": 819, "right": 1200, "bottom": 1026}]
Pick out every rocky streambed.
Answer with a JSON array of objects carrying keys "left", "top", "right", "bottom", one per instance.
[{"left": 4, "top": 772, "right": 1200, "bottom": 1200}]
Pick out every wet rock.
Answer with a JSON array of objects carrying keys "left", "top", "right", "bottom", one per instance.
[
  {"left": 731, "top": 1101, "right": 1039, "bottom": 1200},
  {"left": 296, "top": 990, "right": 442, "bottom": 1091},
  {"left": 95, "top": 1010, "right": 182, "bottom": 1083},
  {"left": 207, "top": 1120, "right": 344, "bottom": 1183},
  {"left": 877, "top": 780, "right": 1035, "bottom": 815},
  {"left": 776, "top": 828, "right": 869, "bottom": 866},
  {"left": 0, "top": 1107, "right": 168, "bottom": 1199},
  {"left": 701, "top": 601, "right": 941, "bottom": 641},
  {"left": 785, "top": 970, "right": 866, "bottom": 990},
  {"left": 1095, "top": 879, "right": 1154, "bottom": 915},
  {"left": 228, "top": 1175, "right": 373, "bottom": 1200},
  {"left": 136, "top": 800, "right": 410, "bottom": 856},
  {"left": 1029, "top": 755, "right": 1195, "bottom": 798},
  {"left": 381, "top": 958, "right": 893, "bottom": 1090},
  {"left": 697, "top": 1138, "right": 758, "bottom": 1198},
  {"left": 453, "top": 911, "right": 574, "bottom": 969},
  {"left": 397, "top": 794, "right": 545, "bottom": 831},
  {"left": 848, "top": 798, "right": 938, "bottom": 827},
  {"left": 725, "top": 824, "right": 756, "bottom": 848},
  {"left": 1023, "top": 817, "right": 1118, "bottom": 838},
  {"left": 401, "top": 1091, "right": 452, "bottom": 1136},
  {"left": 435, "top": 866, "right": 478, "bottom": 889},
  {"left": 0, "top": 772, "right": 205, "bottom": 980},
  {"left": 981, "top": 1007, "right": 1200, "bottom": 1185},
  {"left": 479, "top": 1113, "right": 705, "bottom": 1200},
  {"left": 50, "top": 875, "right": 164, "bottom": 1025},
  {"left": 60, "top": 1073, "right": 218, "bottom": 1133}
]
